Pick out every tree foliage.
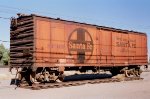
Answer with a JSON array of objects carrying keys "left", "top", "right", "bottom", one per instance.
[{"left": 0, "top": 44, "right": 10, "bottom": 66}]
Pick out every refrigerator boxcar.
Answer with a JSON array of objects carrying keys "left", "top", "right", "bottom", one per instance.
[{"left": 10, "top": 14, "right": 147, "bottom": 85}]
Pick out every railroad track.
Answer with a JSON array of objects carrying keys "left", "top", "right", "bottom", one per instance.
[
  {"left": 0, "top": 66, "right": 9, "bottom": 68},
  {"left": 19, "top": 77, "right": 143, "bottom": 90},
  {"left": 142, "top": 70, "right": 150, "bottom": 72}
]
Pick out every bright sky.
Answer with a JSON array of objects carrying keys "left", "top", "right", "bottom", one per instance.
[{"left": 0, "top": 0, "right": 150, "bottom": 55}]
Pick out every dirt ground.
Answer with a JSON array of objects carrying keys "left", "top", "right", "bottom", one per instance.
[{"left": 0, "top": 66, "right": 150, "bottom": 99}]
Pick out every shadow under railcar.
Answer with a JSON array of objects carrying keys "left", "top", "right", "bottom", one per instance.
[{"left": 63, "top": 73, "right": 112, "bottom": 82}]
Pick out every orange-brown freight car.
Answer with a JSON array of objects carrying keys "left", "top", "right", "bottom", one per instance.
[{"left": 10, "top": 14, "right": 147, "bottom": 85}]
